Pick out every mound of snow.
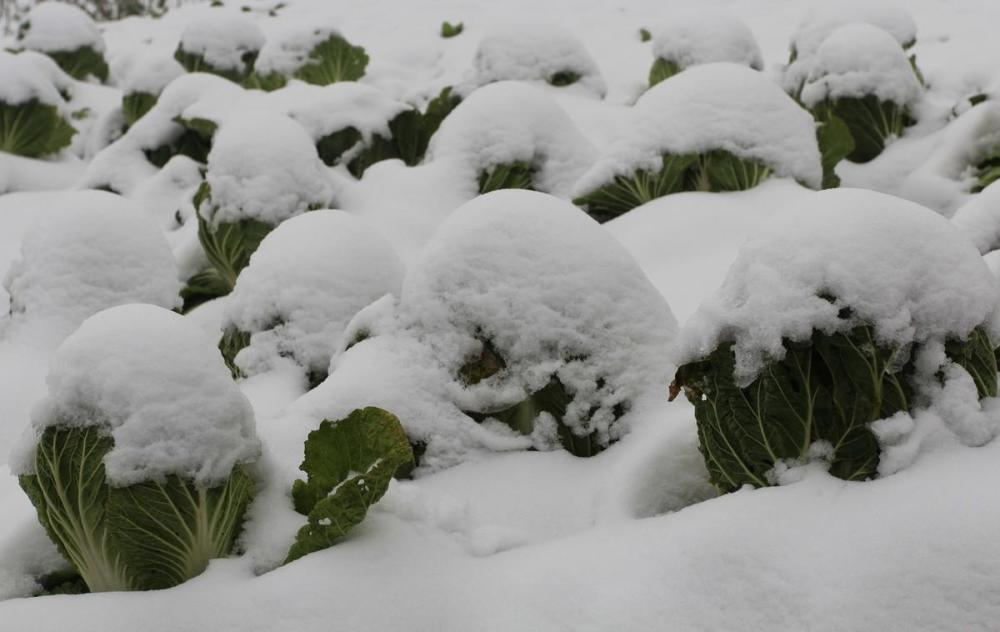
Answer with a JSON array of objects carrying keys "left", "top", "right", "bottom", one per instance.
[
  {"left": 468, "top": 22, "right": 606, "bottom": 97},
  {"left": 11, "top": 304, "right": 258, "bottom": 487},
  {"left": 121, "top": 53, "right": 185, "bottom": 97},
  {"left": 791, "top": 0, "right": 916, "bottom": 60},
  {"left": 800, "top": 23, "right": 922, "bottom": 108},
  {"left": 2, "top": 191, "right": 181, "bottom": 339},
  {"left": 267, "top": 82, "right": 411, "bottom": 144},
  {"left": 18, "top": 2, "right": 105, "bottom": 54},
  {"left": 575, "top": 63, "right": 822, "bottom": 194},
  {"left": 677, "top": 188, "right": 1000, "bottom": 385},
  {"left": 0, "top": 51, "right": 65, "bottom": 107},
  {"left": 176, "top": 12, "right": 265, "bottom": 72},
  {"left": 203, "top": 110, "right": 333, "bottom": 226},
  {"left": 429, "top": 82, "right": 597, "bottom": 197},
  {"left": 651, "top": 11, "right": 762, "bottom": 72},
  {"left": 225, "top": 210, "right": 404, "bottom": 379},
  {"left": 254, "top": 24, "right": 344, "bottom": 77},
  {"left": 953, "top": 180, "right": 1000, "bottom": 254}
]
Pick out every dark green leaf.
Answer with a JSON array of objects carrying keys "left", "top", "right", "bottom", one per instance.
[
  {"left": 945, "top": 326, "right": 998, "bottom": 399},
  {"left": 0, "top": 99, "right": 76, "bottom": 158},
  {"left": 219, "top": 326, "right": 251, "bottom": 378},
  {"left": 648, "top": 57, "right": 680, "bottom": 88},
  {"left": 573, "top": 153, "right": 698, "bottom": 222},
  {"left": 122, "top": 91, "right": 157, "bottom": 127},
  {"left": 548, "top": 70, "right": 581, "bottom": 87},
  {"left": 811, "top": 95, "right": 913, "bottom": 163},
  {"left": 441, "top": 21, "right": 464, "bottom": 38},
  {"left": 478, "top": 161, "right": 536, "bottom": 193},
  {"left": 293, "top": 34, "right": 368, "bottom": 85},
  {"left": 44, "top": 46, "right": 109, "bottom": 82},
  {"left": 816, "top": 113, "right": 854, "bottom": 189}
]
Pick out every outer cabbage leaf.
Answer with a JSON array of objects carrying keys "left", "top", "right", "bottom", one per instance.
[
  {"left": 816, "top": 113, "right": 854, "bottom": 189},
  {"left": 179, "top": 266, "right": 231, "bottom": 313},
  {"left": 945, "top": 326, "right": 999, "bottom": 399},
  {"left": 648, "top": 58, "right": 681, "bottom": 88},
  {"left": 441, "top": 21, "right": 464, "bottom": 38},
  {"left": 174, "top": 47, "right": 259, "bottom": 83},
  {"left": 45, "top": 46, "right": 109, "bottom": 82},
  {"left": 194, "top": 183, "right": 276, "bottom": 291},
  {"left": 219, "top": 326, "right": 251, "bottom": 379},
  {"left": 478, "top": 161, "right": 536, "bottom": 193},
  {"left": 973, "top": 152, "right": 1000, "bottom": 194},
  {"left": 0, "top": 99, "right": 76, "bottom": 158},
  {"left": 285, "top": 407, "right": 414, "bottom": 563},
  {"left": 121, "top": 91, "right": 158, "bottom": 127},
  {"left": 293, "top": 34, "right": 368, "bottom": 86},
  {"left": 811, "top": 95, "right": 913, "bottom": 163},
  {"left": 548, "top": 70, "right": 581, "bottom": 87}
]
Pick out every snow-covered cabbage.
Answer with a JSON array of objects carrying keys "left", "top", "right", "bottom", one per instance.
[
  {"left": 799, "top": 24, "right": 921, "bottom": 164},
  {"left": 0, "top": 52, "right": 75, "bottom": 158},
  {"left": 191, "top": 110, "right": 333, "bottom": 295},
  {"left": 788, "top": 0, "right": 917, "bottom": 63},
  {"left": 672, "top": 189, "right": 1000, "bottom": 492},
  {"left": 429, "top": 82, "right": 597, "bottom": 197},
  {"left": 574, "top": 63, "right": 821, "bottom": 222},
  {"left": 13, "top": 304, "right": 259, "bottom": 592},
  {"left": 953, "top": 181, "right": 1000, "bottom": 254},
  {"left": 648, "top": 11, "right": 762, "bottom": 87},
  {"left": 328, "top": 190, "right": 676, "bottom": 462},
  {"left": 251, "top": 24, "right": 368, "bottom": 89},
  {"left": 120, "top": 54, "right": 185, "bottom": 126},
  {"left": 16, "top": 2, "right": 108, "bottom": 82},
  {"left": 466, "top": 22, "right": 606, "bottom": 97},
  {"left": 2, "top": 191, "right": 181, "bottom": 339},
  {"left": 221, "top": 210, "right": 403, "bottom": 386},
  {"left": 175, "top": 13, "right": 265, "bottom": 83}
]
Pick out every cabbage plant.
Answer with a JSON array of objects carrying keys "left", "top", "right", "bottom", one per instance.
[
  {"left": 174, "top": 14, "right": 265, "bottom": 83},
  {"left": 16, "top": 3, "right": 109, "bottom": 82},
  {"left": 0, "top": 98, "right": 76, "bottom": 158},
  {"left": 251, "top": 30, "right": 368, "bottom": 90}
]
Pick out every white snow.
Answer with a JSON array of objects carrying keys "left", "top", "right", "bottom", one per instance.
[
  {"left": 266, "top": 82, "right": 411, "bottom": 144},
  {"left": 11, "top": 304, "right": 259, "bottom": 488},
  {"left": 467, "top": 21, "right": 606, "bottom": 97},
  {"left": 1, "top": 190, "right": 182, "bottom": 341},
  {"left": 799, "top": 23, "right": 922, "bottom": 108},
  {"left": 575, "top": 63, "right": 823, "bottom": 195},
  {"left": 224, "top": 210, "right": 404, "bottom": 379},
  {"left": 121, "top": 52, "right": 185, "bottom": 96},
  {"left": 175, "top": 12, "right": 265, "bottom": 72},
  {"left": 651, "top": 11, "right": 763, "bottom": 73},
  {"left": 0, "top": 51, "right": 65, "bottom": 106},
  {"left": 203, "top": 110, "right": 334, "bottom": 226},
  {"left": 953, "top": 180, "right": 1000, "bottom": 254},
  {"left": 677, "top": 188, "right": 1000, "bottom": 385},
  {"left": 17, "top": 2, "right": 105, "bottom": 54},
  {"left": 253, "top": 23, "right": 343, "bottom": 77},
  {"left": 790, "top": 0, "right": 917, "bottom": 60},
  {"left": 429, "top": 81, "right": 597, "bottom": 197}
]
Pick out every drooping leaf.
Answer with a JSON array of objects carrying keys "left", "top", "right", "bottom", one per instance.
[
  {"left": 219, "top": 326, "right": 251, "bottom": 378},
  {"left": 815, "top": 113, "right": 855, "bottom": 188},
  {"left": 0, "top": 99, "right": 76, "bottom": 158},
  {"left": 648, "top": 57, "right": 681, "bottom": 88},
  {"left": 285, "top": 407, "right": 414, "bottom": 563},
  {"left": 973, "top": 153, "right": 1000, "bottom": 194},
  {"left": 421, "top": 86, "right": 462, "bottom": 143}
]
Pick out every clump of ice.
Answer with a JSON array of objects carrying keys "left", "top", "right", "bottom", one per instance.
[
  {"left": 790, "top": 0, "right": 916, "bottom": 61},
  {"left": 266, "top": 82, "right": 411, "bottom": 145},
  {"left": 2, "top": 191, "right": 182, "bottom": 339},
  {"left": 254, "top": 23, "right": 343, "bottom": 77},
  {"left": 224, "top": 210, "right": 404, "bottom": 379},
  {"left": 467, "top": 22, "right": 606, "bottom": 97},
  {"left": 428, "top": 82, "right": 597, "bottom": 197},
  {"left": 11, "top": 304, "right": 259, "bottom": 487},
  {"left": 677, "top": 188, "right": 1000, "bottom": 386},
  {"left": 203, "top": 110, "right": 334, "bottom": 226},
  {"left": 574, "top": 63, "right": 822, "bottom": 195},
  {"left": 651, "top": 11, "right": 763, "bottom": 72},
  {"left": 0, "top": 51, "right": 65, "bottom": 107},
  {"left": 121, "top": 53, "right": 185, "bottom": 97},
  {"left": 17, "top": 2, "right": 105, "bottom": 54},
  {"left": 799, "top": 23, "right": 922, "bottom": 108},
  {"left": 176, "top": 12, "right": 265, "bottom": 73}
]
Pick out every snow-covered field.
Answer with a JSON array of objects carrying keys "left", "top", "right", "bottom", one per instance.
[{"left": 4, "top": 0, "right": 1000, "bottom": 630}]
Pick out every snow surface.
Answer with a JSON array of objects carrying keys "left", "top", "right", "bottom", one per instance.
[
  {"left": 429, "top": 81, "right": 597, "bottom": 197},
  {"left": 18, "top": 2, "right": 104, "bottom": 54},
  {"left": 790, "top": 0, "right": 916, "bottom": 60},
  {"left": 0, "top": 50, "right": 65, "bottom": 106},
  {"left": 677, "top": 188, "right": 1000, "bottom": 385},
  {"left": 953, "top": 180, "right": 1000, "bottom": 254},
  {"left": 799, "top": 23, "right": 922, "bottom": 108},
  {"left": 10, "top": 304, "right": 259, "bottom": 488},
  {"left": 651, "top": 11, "right": 763, "bottom": 72},
  {"left": 266, "top": 81, "right": 411, "bottom": 144},
  {"left": 224, "top": 210, "right": 404, "bottom": 379},
  {"left": 175, "top": 11, "right": 264, "bottom": 72},
  {"left": 121, "top": 52, "right": 184, "bottom": 96},
  {"left": 575, "top": 63, "right": 823, "bottom": 195},
  {"left": 253, "top": 23, "right": 343, "bottom": 76}
]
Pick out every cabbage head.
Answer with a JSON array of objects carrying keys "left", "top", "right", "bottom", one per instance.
[
  {"left": 192, "top": 182, "right": 275, "bottom": 293},
  {"left": 252, "top": 34, "right": 368, "bottom": 90},
  {"left": 810, "top": 95, "right": 913, "bottom": 164},
  {"left": 0, "top": 99, "right": 76, "bottom": 158},
  {"left": 175, "top": 47, "right": 259, "bottom": 84},
  {"left": 19, "top": 425, "right": 254, "bottom": 592}
]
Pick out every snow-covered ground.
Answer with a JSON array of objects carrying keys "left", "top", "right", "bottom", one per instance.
[{"left": 4, "top": 0, "right": 1000, "bottom": 630}]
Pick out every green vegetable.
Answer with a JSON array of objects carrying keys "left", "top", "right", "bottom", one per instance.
[
  {"left": 194, "top": 182, "right": 275, "bottom": 292},
  {"left": 143, "top": 117, "right": 215, "bottom": 168},
  {"left": 441, "top": 21, "right": 464, "bottom": 38},
  {"left": 219, "top": 326, "right": 251, "bottom": 378},
  {"left": 0, "top": 98, "right": 76, "bottom": 158},
  {"left": 478, "top": 161, "right": 536, "bottom": 193},
  {"left": 175, "top": 46, "right": 259, "bottom": 83},
  {"left": 20, "top": 425, "right": 254, "bottom": 592},
  {"left": 121, "top": 92, "right": 157, "bottom": 127},
  {"left": 648, "top": 57, "right": 681, "bottom": 88},
  {"left": 43, "top": 46, "right": 109, "bottom": 82},
  {"left": 639, "top": 28, "right": 652, "bottom": 42},
  {"left": 815, "top": 113, "right": 855, "bottom": 188},
  {"left": 254, "top": 34, "right": 368, "bottom": 90},
  {"left": 548, "top": 70, "right": 581, "bottom": 87},
  {"left": 286, "top": 408, "right": 414, "bottom": 563},
  {"left": 179, "top": 267, "right": 232, "bottom": 313},
  {"left": 573, "top": 150, "right": 773, "bottom": 223},
  {"left": 973, "top": 151, "right": 1000, "bottom": 194},
  {"left": 810, "top": 96, "right": 913, "bottom": 163}
]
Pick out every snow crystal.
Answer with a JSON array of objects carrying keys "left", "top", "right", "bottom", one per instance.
[
  {"left": 428, "top": 81, "right": 597, "bottom": 197},
  {"left": 953, "top": 180, "right": 1000, "bottom": 254},
  {"left": 574, "top": 63, "right": 823, "bottom": 195},
  {"left": 791, "top": 0, "right": 916, "bottom": 60},
  {"left": 12, "top": 304, "right": 259, "bottom": 487},
  {"left": 0, "top": 51, "right": 65, "bottom": 107},
  {"left": 677, "top": 188, "right": 1000, "bottom": 385},
  {"left": 121, "top": 53, "right": 185, "bottom": 96},
  {"left": 18, "top": 2, "right": 105, "bottom": 54},
  {"left": 203, "top": 110, "right": 334, "bottom": 226},
  {"left": 224, "top": 210, "right": 404, "bottom": 379},
  {"left": 467, "top": 22, "right": 606, "bottom": 97},
  {"left": 176, "top": 12, "right": 265, "bottom": 72},
  {"left": 266, "top": 82, "right": 411, "bottom": 144},
  {"left": 799, "top": 23, "right": 922, "bottom": 108},
  {"left": 253, "top": 23, "right": 342, "bottom": 76},
  {"left": 651, "top": 11, "right": 762, "bottom": 72},
  {"left": 2, "top": 191, "right": 181, "bottom": 339}
]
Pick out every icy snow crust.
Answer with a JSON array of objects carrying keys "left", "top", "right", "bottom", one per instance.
[
  {"left": 2, "top": 191, "right": 181, "bottom": 338},
  {"left": 468, "top": 22, "right": 606, "bottom": 96},
  {"left": 651, "top": 11, "right": 763, "bottom": 72},
  {"left": 429, "top": 82, "right": 597, "bottom": 197},
  {"left": 203, "top": 110, "right": 333, "bottom": 226},
  {"left": 0, "top": 51, "right": 64, "bottom": 106},
  {"left": 12, "top": 304, "right": 259, "bottom": 487},
  {"left": 799, "top": 23, "right": 922, "bottom": 108},
  {"left": 678, "top": 188, "right": 1000, "bottom": 385},
  {"left": 225, "top": 210, "right": 404, "bottom": 378},
  {"left": 575, "top": 63, "right": 823, "bottom": 194},
  {"left": 176, "top": 12, "right": 265, "bottom": 72},
  {"left": 18, "top": 2, "right": 105, "bottom": 54}
]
